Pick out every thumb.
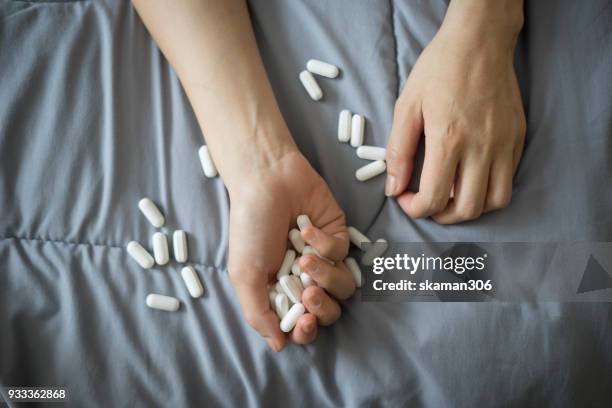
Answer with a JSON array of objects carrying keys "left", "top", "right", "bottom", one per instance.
[{"left": 385, "top": 98, "right": 423, "bottom": 197}]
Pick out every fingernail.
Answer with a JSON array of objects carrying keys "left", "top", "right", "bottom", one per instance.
[
  {"left": 303, "top": 322, "right": 315, "bottom": 333},
  {"left": 311, "top": 294, "right": 322, "bottom": 309},
  {"left": 385, "top": 175, "right": 397, "bottom": 197}
]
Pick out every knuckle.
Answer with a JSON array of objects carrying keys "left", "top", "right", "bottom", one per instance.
[
  {"left": 385, "top": 145, "right": 403, "bottom": 166},
  {"left": 424, "top": 193, "right": 448, "bottom": 214},
  {"left": 488, "top": 191, "right": 512, "bottom": 210},
  {"left": 457, "top": 201, "right": 483, "bottom": 221}
]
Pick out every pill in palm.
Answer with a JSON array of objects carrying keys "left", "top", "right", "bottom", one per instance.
[
  {"left": 291, "top": 258, "right": 303, "bottom": 276},
  {"left": 152, "top": 232, "right": 169, "bottom": 265},
  {"left": 269, "top": 288, "right": 278, "bottom": 305},
  {"left": 276, "top": 249, "right": 296, "bottom": 279},
  {"left": 146, "top": 294, "right": 180, "bottom": 312},
  {"left": 357, "top": 146, "right": 386, "bottom": 161},
  {"left": 350, "top": 114, "right": 365, "bottom": 147},
  {"left": 275, "top": 281, "right": 285, "bottom": 297},
  {"left": 297, "top": 214, "right": 312, "bottom": 230},
  {"left": 274, "top": 293, "right": 290, "bottom": 319},
  {"left": 300, "top": 272, "right": 316, "bottom": 288},
  {"left": 361, "top": 238, "right": 389, "bottom": 266},
  {"left": 338, "top": 110, "right": 352, "bottom": 143},
  {"left": 279, "top": 275, "right": 303, "bottom": 304},
  {"left": 280, "top": 303, "right": 305, "bottom": 333},
  {"left": 198, "top": 145, "right": 218, "bottom": 178},
  {"left": 127, "top": 241, "right": 155, "bottom": 269},
  {"left": 348, "top": 226, "right": 371, "bottom": 250},
  {"left": 306, "top": 59, "right": 339, "bottom": 78},
  {"left": 288, "top": 228, "right": 305, "bottom": 253},
  {"left": 138, "top": 198, "right": 165, "bottom": 228},
  {"left": 173, "top": 230, "right": 188, "bottom": 263},
  {"left": 181, "top": 266, "right": 204, "bottom": 298},
  {"left": 299, "top": 70, "right": 323, "bottom": 101},
  {"left": 355, "top": 160, "right": 386, "bottom": 181},
  {"left": 344, "top": 257, "right": 362, "bottom": 287}
]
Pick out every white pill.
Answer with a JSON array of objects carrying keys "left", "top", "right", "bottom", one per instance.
[
  {"left": 300, "top": 272, "right": 316, "bottom": 288},
  {"left": 306, "top": 59, "right": 339, "bottom": 78},
  {"left": 173, "top": 230, "right": 188, "bottom": 263},
  {"left": 279, "top": 275, "right": 303, "bottom": 304},
  {"left": 274, "top": 293, "right": 290, "bottom": 319},
  {"left": 146, "top": 294, "right": 180, "bottom": 312},
  {"left": 297, "top": 214, "right": 312, "bottom": 231},
  {"left": 127, "top": 241, "right": 154, "bottom": 269},
  {"left": 350, "top": 114, "right": 365, "bottom": 147},
  {"left": 357, "top": 145, "right": 386, "bottom": 161},
  {"left": 280, "top": 303, "right": 305, "bottom": 333},
  {"left": 344, "top": 257, "right": 362, "bottom": 288},
  {"left": 361, "top": 238, "right": 389, "bottom": 266},
  {"left": 302, "top": 245, "right": 318, "bottom": 256},
  {"left": 338, "top": 110, "right": 352, "bottom": 143},
  {"left": 299, "top": 70, "right": 323, "bottom": 101},
  {"left": 198, "top": 145, "right": 218, "bottom": 178},
  {"left": 348, "top": 226, "right": 371, "bottom": 250},
  {"left": 268, "top": 288, "right": 278, "bottom": 305},
  {"left": 291, "top": 258, "right": 303, "bottom": 276},
  {"left": 275, "top": 281, "right": 285, "bottom": 296},
  {"left": 181, "top": 266, "right": 204, "bottom": 298},
  {"left": 288, "top": 228, "right": 305, "bottom": 253},
  {"left": 276, "top": 249, "right": 296, "bottom": 279},
  {"left": 356, "top": 160, "right": 386, "bottom": 181},
  {"left": 152, "top": 232, "right": 169, "bottom": 265},
  {"left": 138, "top": 198, "right": 165, "bottom": 228}
]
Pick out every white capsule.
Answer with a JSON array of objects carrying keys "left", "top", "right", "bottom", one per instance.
[
  {"left": 299, "top": 70, "right": 323, "bottom": 101},
  {"left": 356, "top": 160, "right": 386, "bottom": 181},
  {"left": 357, "top": 145, "right": 386, "bottom": 161},
  {"left": 297, "top": 214, "right": 312, "bottom": 231},
  {"left": 337, "top": 110, "right": 352, "bottom": 143},
  {"left": 275, "top": 281, "right": 285, "bottom": 296},
  {"left": 350, "top": 114, "right": 365, "bottom": 147},
  {"left": 348, "top": 226, "right": 371, "bottom": 250},
  {"left": 344, "top": 257, "right": 362, "bottom": 288},
  {"left": 138, "top": 198, "right": 165, "bottom": 228},
  {"left": 280, "top": 303, "right": 305, "bottom": 333},
  {"left": 302, "top": 245, "right": 318, "bottom": 256},
  {"left": 361, "top": 238, "right": 389, "bottom": 266},
  {"left": 268, "top": 288, "right": 278, "bottom": 305},
  {"left": 181, "top": 266, "right": 204, "bottom": 298},
  {"left": 306, "top": 59, "right": 339, "bottom": 78},
  {"left": 146, "top": 294, "right": 180, "bottom": 312},
  {"left": 279, "top": 275, "right": 303, "bottom": 304},
  {"left": 291, "top": 258, "right": 303, "bottom": 276},
  {"left": 198, "top": 145, "right": 218, "bottom": 178},
  {"left": 300, "top": 272, "right": 316, "bottom": 288},
  {"left": 152, "top": 232, "right": 169, "bottom": 265},
  {"left": 276, "top": 249, "right": 296, "bottom": 279},
  {"left": 288, "top": 228, "right": 305, "bottom": 253},
  {"left": 127, "top": 241, "right": 154, "bottom": 269},
  {"left": 274, "top": 293, "right": 290, "bottom": 319},
  {"left": 173, "top": 230, "right": 188, "bottom": 263}
]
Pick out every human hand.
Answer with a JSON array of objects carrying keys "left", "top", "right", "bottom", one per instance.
[
  {"left": 385, "top": 0, "right": 526, "bottom": 223},
  {"left": 226, "top": 149, "right": 356, "bottom": 352}
]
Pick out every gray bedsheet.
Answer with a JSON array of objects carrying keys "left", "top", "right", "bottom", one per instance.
[{"left": 1, "top": 0, "right": 611, "bottom": 406}]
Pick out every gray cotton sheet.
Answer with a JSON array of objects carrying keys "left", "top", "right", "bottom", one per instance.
[{"left": 1, "top": 0, "right": 611, "bottom": 406}]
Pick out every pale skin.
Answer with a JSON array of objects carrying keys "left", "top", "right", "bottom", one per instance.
[{"left": 132, "top": 0, "right": 525, "bottom": 351}]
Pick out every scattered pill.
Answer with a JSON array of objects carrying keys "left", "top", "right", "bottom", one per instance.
[
  {"left": 274, "top": 293, "right": 290, "bottom": 319},
  {"left": 338, "top": 110, "right": 352, "bottom": 143},
  {"left": 279, "top": 275, "right": 303, "bottom": 304},
  {"left": 181, "top": 266, "right": 204, "bottom": 298},
  {"left": 146, "top": 294, "right": 180, "bottom": 312},
  {"left": 198, "top": 145, "right": 218, "bottom": 178},
  {"left": 276, "top": 249, "right": 296, "bottom": 279},
  {"left": 299, "top": 70, "right": 323, "bottom": 101},
  {"left": 291, "top": 258, "right": 303, "bottom": 276},
  {"left": 138, "top": 198, "right": 165, "bottom": 228},
  {"left": 297, "top": 214, "right": 312, "bottom": 230},
  {"left": 280, "top": 303, "right": 305, "bottom": 333},
  {"left": 127, "top": 241, "right": 155, "bottom": 269},
  {"left": 348, "top": 226, "right": 371, "bottom": 250},
  {"left": 173, "top": 230, "right": 188, "bottom": 263},
  {"left": 350, "top": 114, "right": 365, "bottom": 147},
  {"left": 356, "top": 160, "right": 386, "bottom": 181},
  {"left": 288, "top": 228, "right": 305, "bottom": 253},
  {"left": 300, "top": 272, "right": 316, "bottom": 288},
  {"left": 344, "top": 257, "right": 362, "bottom": 288},
  {"left": 357, "top": 146, "right": 386, "bottom": 161},
  {"left": 361, "top": 238, "right": 389, "bottom": 266},
  {"left": 152, "top": 232, "right": 169, "bottom": 265},
  {"left": 306, "top": 59, "right": 339, "bottom": 78}
]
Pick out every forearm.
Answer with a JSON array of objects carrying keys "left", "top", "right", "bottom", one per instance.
[{"left": 132, "top": 0, "right": 296, "bottom": 189}]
